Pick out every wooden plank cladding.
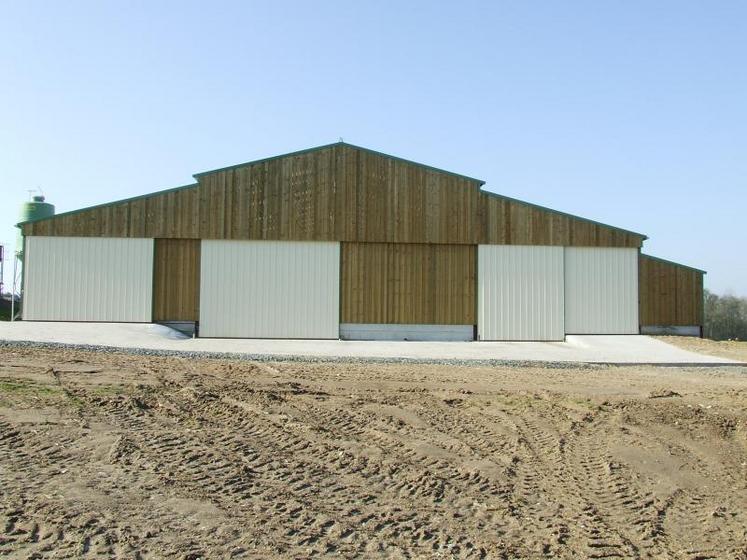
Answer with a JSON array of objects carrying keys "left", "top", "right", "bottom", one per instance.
[
  {"left": 25, "top": 185, "right": 200, "bottom": 239},
  {"left": 341, "top": 242, "right": 476, "bottom": 325},
  {"left": 22, "top": 143, "right": 645, "bottom": 247},
  {"left": 153, "top": 239, "right": 201, "bottom": 321},
  {"left": 639, "top": 254, "right": 704, "bottom": 326}
]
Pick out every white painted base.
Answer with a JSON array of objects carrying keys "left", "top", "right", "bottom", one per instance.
[
  {"left": 640, "top": 325, "right": 702, "bottom": 337},
  {"left": 157, "top": 321, "right": 197, "bottom": 337},
  {"left": 340, "top": 324, "right": 474, "bottom": 341}
]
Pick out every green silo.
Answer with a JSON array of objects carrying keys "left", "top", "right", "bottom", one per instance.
[{"left": 17, "top": 195, "right": 55, "bottom": 261}]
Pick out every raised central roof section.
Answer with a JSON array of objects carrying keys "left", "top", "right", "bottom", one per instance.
[
  {"left": 193, "top": 141, "right": 487, "bottom": 185},
  {"left": 20, "top": 141, "right": 647, "bottom": 248}
]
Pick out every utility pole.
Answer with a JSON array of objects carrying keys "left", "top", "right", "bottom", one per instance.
[{"left": 10, "top": 252, "right": 17, "bottom": 321}]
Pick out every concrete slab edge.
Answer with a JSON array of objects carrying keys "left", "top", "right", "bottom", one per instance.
[
  {"left": 586, "top": 361, "right": 747, "bottom": 368},
  {"left": 0, "top": 339, "right": 598, "bottom": 369}
]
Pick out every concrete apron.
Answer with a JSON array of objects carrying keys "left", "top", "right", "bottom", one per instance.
[{"left": 0, "top": 322, "right": 741, "bottom": 366}]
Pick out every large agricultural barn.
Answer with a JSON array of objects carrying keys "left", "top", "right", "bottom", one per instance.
[{"left": 18, "top": 142, "right": 704, "bottom": 341}]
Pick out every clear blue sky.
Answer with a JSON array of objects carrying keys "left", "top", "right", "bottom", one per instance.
[{"left": 1, "top": 1, "right": 745, "bottom": 295}]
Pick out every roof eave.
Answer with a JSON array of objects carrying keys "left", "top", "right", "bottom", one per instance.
[
  {"left": 16, "top": 183, "right": 199, "bottom": 227},
  {"left": 640, "top": 253, "right": 706, "bottom": 274}
]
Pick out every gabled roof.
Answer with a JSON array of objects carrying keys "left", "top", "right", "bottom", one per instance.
[
  {"left": 192, "top": 141, "right": 646, "bottom": 240},
  {"left": 192, "top": 141, "right": 487, "bottom": 185},
  {"left": 17, "top": 142, "right": 646, "bottom": 243}
]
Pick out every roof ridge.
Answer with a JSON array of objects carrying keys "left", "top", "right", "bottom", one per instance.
[{"left": 192, "top": 141, "right": 486, "bottom": 185}]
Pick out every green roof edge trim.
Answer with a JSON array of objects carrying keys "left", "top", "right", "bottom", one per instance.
[
  {"left": 16, "top": 182, "right": 199, "bottom": 227},
  {"left": 192, "top": 141, "right": 487, "bottom": 185},
  {"left": 640, "top": 253, "right": 706, "bottom": 274},
  {"left": 480, "top": 189, "right": 648, "bottom": 240}
]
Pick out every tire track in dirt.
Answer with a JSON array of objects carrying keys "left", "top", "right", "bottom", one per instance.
[
  {"left": 274, "top": 390, "right": 584, "bottom": 556},
  {"left": 559, "top": 409, "right": 747, "bottom": 560},
  {"left": 504, "top": 413, "right": 579, "bottom": 558},
  {"left": 615, "top": 401, "right": 743, "bottom": 483},
  {"left": 0, "top": 419, "right": 144, "bottom": 558},
  {"left": 603, "top": 401, "right": 747, "bottom": 559},
  {"left": 0, "top": 419, "right": 80, "bottom": 489},
  {"left": 492, "top": 405, "right": 655, "bottom": 560},
  {"left": 562, "top": 423, "right": 658, "bottom": 558},
  {"left": 91, "top": 383, "right": 496, "bottom": 557},
  {"left": 193, "top": 394, "right": 496, "bottom": 556},
  {"left": 659, "top": 488, "right": 747, "bottom": 559}
]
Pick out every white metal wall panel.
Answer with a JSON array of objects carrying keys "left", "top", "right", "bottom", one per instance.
[
  {"left": 23, "top": 236, "right": 153, "bottom": 322},
  {"left": 478, "top": 245, "right": 564, "bottom": 341},
  {"left": 199, "top": 240, "right": 340, "bottom": 338},
  {"left": 564, "top": 247, "right": 639, "bottom": 334}
]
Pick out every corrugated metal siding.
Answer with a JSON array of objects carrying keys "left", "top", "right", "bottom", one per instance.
[
  {"left": 199, "top": 240, "right": 340, "bottom": 338},
  {"left": 478, "top": 245, "right": 564, "bottom": 341},
  {"left": 23, "top": 236, "right": 153, "bottom": 322},
  {"left": 564, "top": 247, "right": 638, "bottom": 334}
]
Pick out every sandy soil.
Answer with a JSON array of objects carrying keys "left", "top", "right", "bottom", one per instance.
[
  {"left": 1, "top": 346, "right": 746, "bottom": 559},
  {"left": 656, "top": 336, "right": 747, "bottom": 363}
]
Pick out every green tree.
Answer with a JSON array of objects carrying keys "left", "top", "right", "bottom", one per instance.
[{"left": 703, "top": 290, "right": 747, "bottom": 340}]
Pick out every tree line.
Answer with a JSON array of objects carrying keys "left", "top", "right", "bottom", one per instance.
[{"left": 704, "top": 290, "right": 747, "bottom": 341}]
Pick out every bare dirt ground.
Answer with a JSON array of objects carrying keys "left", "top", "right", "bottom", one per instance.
[
  {"left": 656, "top": 336, "right": 747, "bottom": 363},
  {"left": 1, "top": 346, "right": 746, "bottom": 559}
]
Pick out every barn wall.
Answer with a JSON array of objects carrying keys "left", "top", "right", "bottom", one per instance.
[
  {"left": 639, "top": 255, "right": 704, "bottom": 327},
  {"left": 23, "top": 145, "right": 644, "bottom": 248},
  {"left": 341, "top": 242, "right": 476, "bottom": 325},
  {"left": 153, "top": 239, "right": 201, "bottom": 321}
]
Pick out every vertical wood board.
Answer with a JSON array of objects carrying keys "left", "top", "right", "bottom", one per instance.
[
  {"left": 341, "top": 242, "right": 476, "bottom": 325},
  {"left": 639, "top": 255, "right": 703, "bottom": 326},
  {"left": 153, "top": 239, "right": 201, "bottom": 321}
]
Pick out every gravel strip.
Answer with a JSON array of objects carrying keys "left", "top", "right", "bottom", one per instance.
[{"left": 3, "top": 338, "right": 745, "bottom": 369}]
